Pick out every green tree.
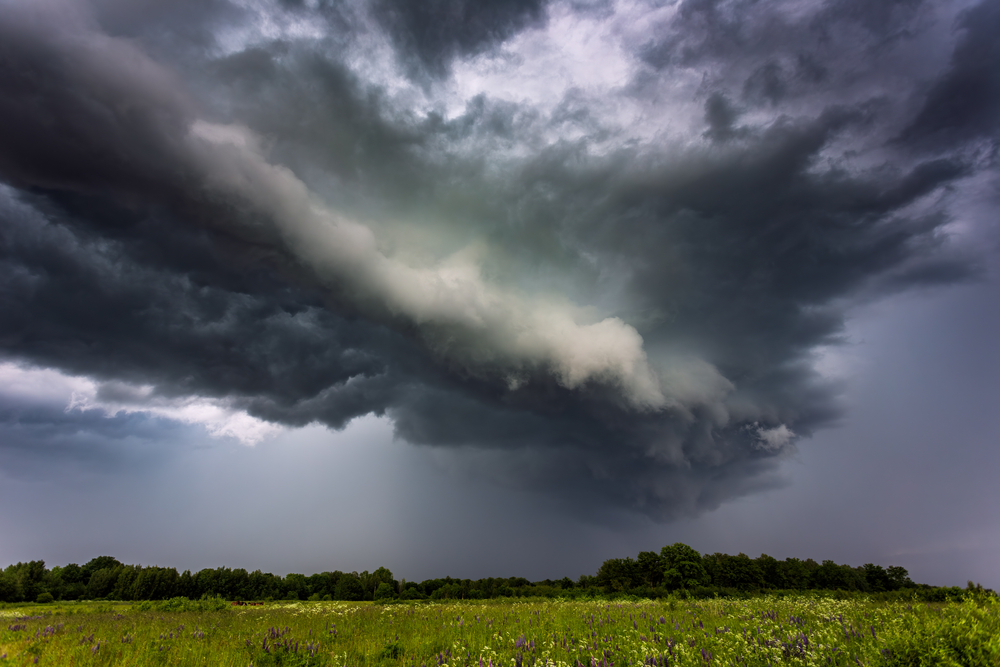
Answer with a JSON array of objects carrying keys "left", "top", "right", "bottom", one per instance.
[
  {"left": 778, "top": 558, "right": 813, "bottom": 590},
  {"left": 248, "top": 570, "right": 282, "bottom": 600},
  {"left": 862, "top": 563, "right": 890, "bottom": 592},
  {"left": 307, "top": 572, "right": 337, "bottom": 599},
  {"left": 703, "top": 553, "right": 764, "bottom": 591},
  {"left": 636, "top": 551, "right": 665, "bottom": 588},
  {"left": 60, "top": 563, "right": 84, "bottom": 584},
  {"left": 660, "top": 543, "right": 709, "bottom": 590},
  {"left": 178, "top": 570, "right": 195, "bottom": 598},
  {"left": 887, "top": 566, "right": 912, "bottom": 590},
  {"left": 87, "top": 567, "right": 119, "bottom": 599},
  {"left": 12, "top": 561, "right": 48, "bottom": 602},
  {"left": 812, "top": 560, "right": 861, "bottom": 591},
  {"left": 335, "top": 573, "right": 364, "bottom": 601},
  {"left": 0, "top": 567, "right": 23, "bottom": 602},
  {"left": 374, "top": 582, "right": 396, "bottom": 600},
  {"left": 81, "top": 556, "right": 122, "bottom": 585},
  {"left": 228, "top": 568, "right": 251, "bottom": 600},
  {"left": 596, "top": 557, "right": 639, "bottom": 592},
  {"left": 51, "top": 563, "right": 86, "bottom": 600},
  {"left": 368, "top": 567, "right": 396, "bottom": 598},
  {"left": 111, "top": 565, "right": 140, "bottom": 600},
  {"left": 130, "top": 566, "right": 179, "bottom": 600},
  {"left": 285, "top": 573, "right": 309, "bottom": 600},
  {"left": 755, "top": 554, "right": 783, "bottom": 589}
]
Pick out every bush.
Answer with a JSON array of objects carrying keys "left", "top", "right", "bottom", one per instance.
[
  {"left": 374, "top": 582, "right": 396, "bottom": 601},
  {"left": 379, "top": 642, "right": 403, "bottom": 660},
  {"left": 400, "top": 587, "right": 426, "bottom": 601},
  {"left": 36, "top": 592, "right": 55, "bottom": 604},
  {"left": 881, "top": 596, "right": 1000, "bottom": 666},
  {"left": 134, "top": 595, "right": 228, "bottom": 612}
]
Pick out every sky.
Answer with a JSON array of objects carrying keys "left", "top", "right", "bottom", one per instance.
[{"left": 0, "top": 0, "right": 998, "bottom": 590}]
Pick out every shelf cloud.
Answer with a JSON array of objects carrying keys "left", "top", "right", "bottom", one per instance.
[{"left": 0, "top": 0, "right": 995, "bottom": 520}]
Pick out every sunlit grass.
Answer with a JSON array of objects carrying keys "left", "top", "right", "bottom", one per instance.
[{"left": 1, "top": 594, "right": 997, "bottom": 666}]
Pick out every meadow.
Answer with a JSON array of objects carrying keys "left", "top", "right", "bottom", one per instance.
[{"left": 1, "top": 594, "right": 997, "bottom": 667}]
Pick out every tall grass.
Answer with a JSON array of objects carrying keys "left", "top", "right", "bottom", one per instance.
[{"left": 1, "top": 594, "right": 996, "bottom": 666}]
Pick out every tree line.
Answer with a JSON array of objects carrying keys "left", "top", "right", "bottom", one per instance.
[{"left": 0, "top": 544, "right": 985, "bottom": 605}]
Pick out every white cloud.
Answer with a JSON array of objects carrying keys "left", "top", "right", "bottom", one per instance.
[
  {"left": 752, "top": 423, "right": 796, "bottom": 451},
  {"left": 0, "top": 361, "right": 94, "bottom": 406},
  {"left": 0, "top": 361, "right": 282, "bottom": 445},
  {"left": 439, "top": 0, "right": 706, "bottom": 150},
  {"left": 215, "top": 0, "right": 329, "bottom": 55}
]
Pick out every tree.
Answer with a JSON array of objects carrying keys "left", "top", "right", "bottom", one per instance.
[
  {"left": 755, "top": 554, "right": 783, "bottom": 589},
  {"left": 812, "top": 560, "right": 862, "bottom": 591},
  {"left": 12, "top": 561, "right": 48, "bottom": 602},
  {"left": 229, "top": 568, "right": 251, "bottom": 600},
  {"left": 60, "top": 563, "right": 84, "bottom": 585},
  {"left": 335, "top": 573, "right": 364, "bottom": 601},
  {"left": 778, "top": 558, "right": 813, "bottom": 590},
  {"left": 51, "top": 563, "right": 86, "bottom": 600},
  {"left": 87, "top": 567, "right": 119, "bottom": 599},
  {"left": 81, "top": 557, "right": 122, "bottom": 585},
  {"left": 285, "top": 573, "right": 309, "bottom": 600},
  {"left": 369, "top": 567, "right": 396, "bottom": 598},
  {"left": 887, "top": 566, "right": 912, "bottom": 590},
  {"left": 130, "top": 566, "right": 179, "bottom": 600},
  {"left": 248, "top": 569, "right": 282, "bottom": 600},
  {"left": 178, "top": 570, "right": 195, "bottom": 598},
  {"left": 660, "top": 543, "right": 709, "bottom": 590},
  {"left": 636, "top": 551, "right": 665, "bottom": 588},
  {"left": 111, "top": 565, "right": 140, "bottom": 600},
  {"left": 703, "top": 553, "right": 763, "bottom": 591},
  {"left": 596, "top": 557, "right": 639, "bottom": 592},
  {"left": 0, "top": 567, "right": 22, "bottom": 602},
  {"left": 862, "top": 564, "right": 890, "bottom": 592},
  {"left": 374, "top": 582, "right": 396, "bottom": 600},
  {"left": 307, "top": 572, "right": 339, "bottom": 599}
]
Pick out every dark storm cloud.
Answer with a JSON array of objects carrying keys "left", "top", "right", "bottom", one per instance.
[
  {"left": 370, "top": 0, "right": 548, "bottom": 78},
  {"left": 87, "top": 0, "right": 245, "bottom": 48},
  {"left": 201, "top": 41, "right": 434, "bottom": 208},
  {"left": 0, "top": 187, "right": 404, "bottom": 429},
  {"left": 0, "top": 401, "right": 190, "bottom": 478},
  {"left": 898, "top": 0, "right": 1000, "bottom": 145},
  {"left": 0, "top": 0, "right": 994, "bottom": 520},
  {"left": 637, "top": 0, "right": 930, "bottom": 109}
]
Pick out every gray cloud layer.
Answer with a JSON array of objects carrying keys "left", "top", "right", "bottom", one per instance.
[{"left": 0, "top": 0, "right": 995, "bottom": 519}]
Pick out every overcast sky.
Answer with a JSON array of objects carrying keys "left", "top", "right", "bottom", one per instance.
[{"left": 0, "top": 0, "right": 997, "bottom": 590}]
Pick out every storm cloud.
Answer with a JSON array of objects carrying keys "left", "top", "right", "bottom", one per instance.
[{"left": 0, "top": 0, "right": 995, "bottom": 521}]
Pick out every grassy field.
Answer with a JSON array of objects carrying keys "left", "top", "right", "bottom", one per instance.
[{"left": 1, "top": 594, "right": 997, "bottom": 666}]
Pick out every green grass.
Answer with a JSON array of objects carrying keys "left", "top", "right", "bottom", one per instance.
[{"left": 1, "top": 595, "right": 997, "bottom": 666}]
